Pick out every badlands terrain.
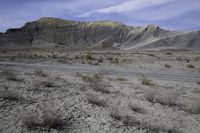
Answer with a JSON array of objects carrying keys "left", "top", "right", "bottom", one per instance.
[
  {"left": 0, "top": 18, "right": 200, "bottom": 133},
  {"left": 0, "top": 48, "right": 200, "bottom": 133}
]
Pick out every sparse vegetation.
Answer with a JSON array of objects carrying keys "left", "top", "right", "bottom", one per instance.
[
  {"left": 129, "top": 102, "right": 145, "bottom": 113},
  {"left": 0, "top": 90, "right": 22, "bottom": 101},
  {"left": 176, "top": 56, "right": 183, "bottom": 61},
  {"left": 164, "top": 64, "right": 171, "bottom": 68},
  {"left": 140, "top": 76, "right": 153, "bottom": 86},
  {"left": 144, "top": 88, "right": 177, "bottom": 106},
  {"left": 85, "top": 54, "right": 92, "bottom": 60},
  {"left": 110, "top": 104, "right": 122, "bottom": 120},
  {"left": 34, "top": 70, "right": 48, "bottom": 77},
  {"left": 1, "top": 69, "right": 23, "bottom": 82},
  {"left": 42, "top": 108, "right": 65, "bottom": 129},
  {"left": 97, "top": 56, "right": 104, "bottom": 63},
  {"left": 42, "top": 81, "right": 56, "bottom": 88},
  {"left": 184, "top": 95, "right": 200, "bottom": 114},
  {"left": 87, "top": 94, "right": 107, "bottom": 107},
  {"left": 79, "top": 73, "right": 110, "bottom": 93},
  {"left": 144, "top": 88, "right": 157, "bottom": 103},
  {"left": 187, "top": 64, "right": 195, "bottom": 68},
  {"left": 22, "top": 107, "right": 66, "bottom": 130}
]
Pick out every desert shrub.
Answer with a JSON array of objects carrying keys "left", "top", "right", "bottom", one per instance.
[
  {"left": 164, "top": 64, "right": 171, "bottom": 68},
  {"left": 22, "top": 107, "right": 66, "bottom": 130},
  {"left": 176, "top": 57, "right": 183, "bottom": 61},
  {"left": 42, "top": 109, "right": 65, "bottom": 129},
  {"left": 187, "top": 64, "right": 195, "bottom": 68},
  {"left": 85, "top": 54, "right": 92, "bottom": 60},
  {"left": 123, "top": 115, "right": 181, "bottom": 132},
  {"left": 156, "top": 90, "right": 178, "bottom": 106},
  {"left": 1, "top": 69, "right": 15, "bottom": 76},
  {"left": 144, "top": 89, "right": 157, "bottom": 103},
  {"left": 107, "top": 56, "right": 113, "bottom": 62},
  {"left": 34, "top": 70, "right": 48, "bottom": 77},
  {"left": 194, "top": 56, "right": 200, "bottom": 61},
  {"left": 166, "top": 52, "right": 172, "bottom": 55},
  {"left": 140, "top": 76, "right": 153, "bottom": 86},
  {"left": 81, "top": 73, "right": 110, "bottom": 93},
  {"left": 144, "top": 88, "right": 178, "bottom": 106},
  {"left": 87, "top": 94, "right": 107, "bottom": 107},
  {"left": 114, "top": 58, "right": 119, "bottom": 65},
  {"left": 185, "top": 96, "right": 200, "bottom": 114},
  {"left": 123, "top": 115, "right": 139, "bottom": 126},
  {"left": 33, "top": 80, "right": 56, "bottom": 89},
  {"left": 0, "top": 90, "right": 22, "bottom": 101},
  {"left": 1, "top": 69, "right": 23, "bottom": 82},
  {"left": 129, "top": 102, "right": 145, "bottom": 113},
  {"left": 22, "top": 111, "right": 40, "bottom": 130},
  {"left": 42, "top": 81, "right": 55, "bottom": 88},
  {"left": 97, "top": 57, "right": 104, "bottom": 63},
  {"left": 74, "top": 55, "right": 79, "bottom": 60},
  {"left": 110, "top": 104, "right": 122, "bottom": 120},
  {"left": 115, "top": 77, "right": 127, "bottom": 81}
]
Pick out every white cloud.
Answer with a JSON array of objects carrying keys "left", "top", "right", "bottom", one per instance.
[
  {"left": 78, "top": 0, "right": 172, "bottom": 17},
  {"left": 98, "top": 0, "right": 172, "bottom": 13}
]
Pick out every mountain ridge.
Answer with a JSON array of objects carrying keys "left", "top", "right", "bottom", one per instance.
[{"left": 0, "top": 17, "right": 199, "bottom": 51}]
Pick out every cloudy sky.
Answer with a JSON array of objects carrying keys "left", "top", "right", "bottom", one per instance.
[{"left": 0, "top": 0, "right": 200, "bottom": 32}]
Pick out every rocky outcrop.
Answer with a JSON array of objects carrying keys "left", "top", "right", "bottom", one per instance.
[{"left": 0, "top": 17, "right": 199, "bottom": 51}]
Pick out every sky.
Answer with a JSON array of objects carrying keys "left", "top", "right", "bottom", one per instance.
[{"left": 0, "top": 0, "right": 200, "bottom": 32}]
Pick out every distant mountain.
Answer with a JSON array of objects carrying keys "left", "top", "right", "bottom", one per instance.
[{"left": 0, "top": 17, "right": 199, "bottom": 51}]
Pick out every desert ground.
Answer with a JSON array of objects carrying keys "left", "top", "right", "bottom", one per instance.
[{"left": 0, "top": 48, "right": 200, "bottom": 133}]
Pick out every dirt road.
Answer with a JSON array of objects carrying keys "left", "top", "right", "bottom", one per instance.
[{"left": 0, "top": 61, "right": 199, "bottom": 83}]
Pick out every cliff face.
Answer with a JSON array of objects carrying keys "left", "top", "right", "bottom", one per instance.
[{"left": 0, "top": 17, "right": 199, "bottom": 51}]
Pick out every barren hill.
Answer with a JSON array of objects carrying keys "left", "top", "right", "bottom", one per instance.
[{"left": 0, "top": 17, "right": 199, "bottom": 51}]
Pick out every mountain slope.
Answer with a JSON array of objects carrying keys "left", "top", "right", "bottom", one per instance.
[{"left": 0, "top": 17, "right": 199, "bottom": 51}]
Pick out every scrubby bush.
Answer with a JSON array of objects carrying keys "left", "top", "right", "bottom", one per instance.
[
  {"left": 140, "top": 76, "right": 153, "bottom": 86},
  {"left": 187, "top": 64, "right": 195, "bottom": 68},
  {"left": 129, "top": 102, "right": 145, "bottom": 113},
  {"left": 164, "top": 64, "right": 171, "bottom": 68},
  {"left": 0, "top": 90, "right": 22, "bottom": 101},
  {"left": 87, "top": 94, "right": 107, "bottom": 107},
  {"left": 22, "top": 107, "right": 66, "bottom": 130},
  {"left": 110, "top": 104, "right": 122, "bottom": 120}
]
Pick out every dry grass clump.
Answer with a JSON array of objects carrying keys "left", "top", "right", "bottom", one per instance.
[
  {"left": 34, "top": 80, "right": 56, "bottom": 88},
  {"left": 164, "top": 64, "right": 171, "bottom": 68},
  {"left": 79, "top": 73, "right": 110, "bottom": 93},
  {"left": 144, "top": 88, "right": 178, "bottom": 106},
  {"left": 97, "top": 56, "right": 104, "bottom": 63},
  {"left": 123, "top": 115, "right": 181, "bottom": 133},
  {"left": 144, "top": 88, "right": 157, "bottom": 103},
  {"left": 110, "top": 104, "right": 122, "bottom": 120},
  {"left": 1, "top": 69, "right": 23, "bottom": 82},
  {"left": 156, "top": 90, "right": 178, "bottom": 106},
  {"left": 123, "top": 115, "right": 139, "bottom": 126},
  {"left": 22, "top": 107, "right": 66, "bottom": 130},
  {"left": 42, "top": 81, "right": 56, "bottom": 88},
  {"left": 21, "top": 111, "right": 40, "bottom": 130},
  {"left": 187, "top": 64, "right": 195, "bottom": 68},
  {"left": 129, "top": 102, "right": 145, "bottom": 113},
  {"left": 115, "top": 77, "right": 127, "bottom": 81},
  {"left": 34, "top": 70, "right": 48, "bottom": 77},
  {"left": 140, "top": 76, "right": 153, "bottom": 86},
  {"left": 184, "top": 95, "right": 200, "bottom": 114},
  {"left": 42, "top": 108, "right": 65, "bottom": 129},
  {"left": 0, "top": 90, "right": 22, "bottom": 101},
  {"left": 176, "top": 57, "right": 183, "bottom": 61},
  {"left": 87, "top": 94, "right": 107, "bottom": 107}
]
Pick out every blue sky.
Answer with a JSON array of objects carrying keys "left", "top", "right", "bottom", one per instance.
[{"left": 0, "top": 0, "right": 200, "bottom": 32}]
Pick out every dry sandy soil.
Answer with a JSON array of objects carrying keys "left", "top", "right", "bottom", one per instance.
[{"left": 0, "top": 48, "right": 200, "bottom": 133}]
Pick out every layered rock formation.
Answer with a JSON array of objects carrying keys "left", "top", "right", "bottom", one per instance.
[{"left": 0, "top": 17, "right": 199, "bottom": 51}]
